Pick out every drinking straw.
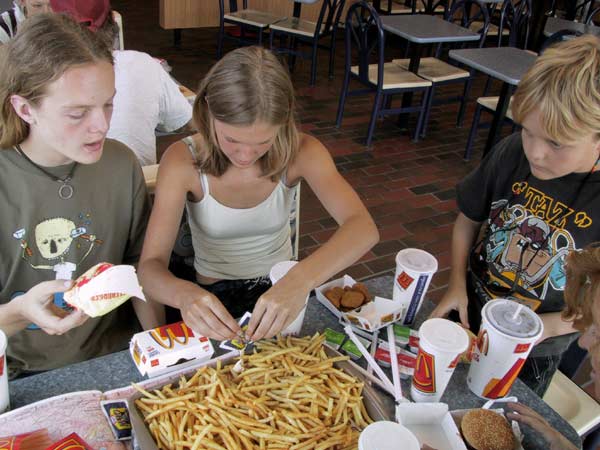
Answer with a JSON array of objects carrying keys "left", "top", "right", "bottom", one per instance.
[
  {"left": 367, "top": 329, "right": 380, "bottom": 378},
  {"left": 344, "top": 325, "right": 396, "bottom": 396},
  {"left": 386, "top": 324, "right": 403, "bottom": 402},
  {"left": 511, "top": 304, "right": 524, "bottom": 322}
]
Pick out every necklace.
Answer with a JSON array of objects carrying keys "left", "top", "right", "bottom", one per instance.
[{"left": 14, "top": 144, "right": 77, "bottom": 200}]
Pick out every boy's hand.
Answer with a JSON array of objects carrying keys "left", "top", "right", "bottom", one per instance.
[{"left": 429, "top": 284, "right": 469, "bottom": 328}]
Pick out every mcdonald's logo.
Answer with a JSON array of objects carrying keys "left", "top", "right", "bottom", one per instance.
[
  {"left": 413, "top": 348, "right": 436, "bottom": 393},
  {"left": 149, "top": 322, "right": 192, "bottom": 349},
  {"left": 0, "top": 355, "right": 4, "bottom": 377}
]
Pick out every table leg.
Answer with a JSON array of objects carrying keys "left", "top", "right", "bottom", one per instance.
[
  {"left": 173, "top": 29, "right": 182, "bottom": 47},
  {"left": 484, "top": 82, "right": 510, "bottom": 156},
  {"left": 398, "top": 44, "right": 422, "bottom": 129}
]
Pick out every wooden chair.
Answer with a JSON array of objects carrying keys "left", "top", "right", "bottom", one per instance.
[
  {"left": 336, "top": 1, "right": 432, "bottom": 146},
  {"left": 217, "top": 0, "right": 285, "bottom": 59},
  {"left": 269, "top": 0, "right": 347, "bottom": 86},
  {"left": 112, "top": 10, "right": 124, "bottom": 50},
  {"left": 392, "top": 0, "right": 490, "bottom": 136}
]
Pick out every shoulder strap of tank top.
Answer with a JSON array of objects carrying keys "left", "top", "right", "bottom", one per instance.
[{"left": 181, "top": 136, "right": 210, "bottom": 195}]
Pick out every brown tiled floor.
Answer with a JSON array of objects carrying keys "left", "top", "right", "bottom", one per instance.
[{"left": 112, "top": 0, "right": 502, "bottom": 301}]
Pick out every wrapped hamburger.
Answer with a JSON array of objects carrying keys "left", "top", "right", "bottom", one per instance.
[{"left": 64, "top": 263, "right": 146, "bottom": 317}]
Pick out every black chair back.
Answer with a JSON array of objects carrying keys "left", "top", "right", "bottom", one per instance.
[
  {"left": 586, "top": 6, "right": 600, "bottom": 24},
  {"left": 344, "top": 1, "right": 385, "bottom": 88},
  {"left": 316, "top": 0, "right": 347, "bottom": 38},
  {"left": 499, "top": 0, "right": 532, "bottom": 48},
  {"left": 446, "top": 0, "right": 490, "bottom": 47}
]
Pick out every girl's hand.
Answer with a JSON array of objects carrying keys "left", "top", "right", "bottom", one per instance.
[
  {"left": 247, "top": 275, "right": 308, "bottom": 340},
  {"left": 179, "top": 287, "right": 240, "bottom": 341},
  {"left": 14, "top": 280, "right": 88, "bottom": 335},
  {"left": 429, "top": 284, "right": 470, "bottom": 328},
  {"left": 506, "top": 402, "right": 578, "bottom": 450}
]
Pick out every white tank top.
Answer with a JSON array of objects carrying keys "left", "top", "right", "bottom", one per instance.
[{"left": 183, "top": 137, "right": 296, "bottom": 279}]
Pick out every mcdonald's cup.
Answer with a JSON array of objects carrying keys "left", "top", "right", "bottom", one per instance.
[
  {"left": 411, "top": 318, "right": 469, "bottom": 403},
  {"left": 467, "top": 299, "right": 543, "bottom": 399}
]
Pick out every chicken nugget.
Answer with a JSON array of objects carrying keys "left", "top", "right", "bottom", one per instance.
[
  {"left": 351, "top": 282, "right": 373, "bottom": 304},
  {"left": 324, "top": 286, "right": 344, "bottom": 308},
  {"left": 341, "top": 291, "right": 365, "bottom": 309}
]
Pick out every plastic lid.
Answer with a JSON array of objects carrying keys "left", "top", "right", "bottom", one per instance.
[
  {"left": 396, "top": 249, "right": 438, "bottom": 273},
  {"left": 269, "top": 261, "right": 297, "bottom": 284},
  {"left": 484, "top": 299, "right": 542, "bottom": 339},
  {"left": 419, "top": 318, "right": 469, "bottom": 354},
  {"left": 358, "top": 421, "right": 420, "bottom": 450}
]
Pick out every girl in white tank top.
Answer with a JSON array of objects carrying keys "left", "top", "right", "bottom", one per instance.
[{"left": 139, "top": 46, "right": 379, "bottom": 343}]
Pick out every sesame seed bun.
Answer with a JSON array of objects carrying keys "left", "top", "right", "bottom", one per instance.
[{"left": 461, "top": 409, "right": 515, "bottom": 450}]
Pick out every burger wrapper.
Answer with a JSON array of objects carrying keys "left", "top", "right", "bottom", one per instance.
[{"left": 65, "top": 264, "right": 145, "bottom": 317}]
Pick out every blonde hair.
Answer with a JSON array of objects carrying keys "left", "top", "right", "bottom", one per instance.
[
  {"left": 0, "top": 13, "right": 113, "bottom": 148},
  {"left": 192, "top": 46, "right": 300, "bottom": 181},
  {"left": 562, "top": 244, "right": 600, "bottom": 330},
  {"left": 512, "top": 35, "right": 600, "bottom": 144}
]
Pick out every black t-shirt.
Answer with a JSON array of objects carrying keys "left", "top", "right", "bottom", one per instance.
[{"left": 457, "top": 133, "right": 600, "bottom": 356}]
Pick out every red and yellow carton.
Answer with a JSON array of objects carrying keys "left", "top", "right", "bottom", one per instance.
[{"left": 129, "top": 322, "right": 214, "bottom": 378}]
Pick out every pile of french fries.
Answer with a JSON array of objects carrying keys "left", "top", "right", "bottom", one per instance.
[{"left": 134, "top": 334, "right": 373, "bottom": 450}]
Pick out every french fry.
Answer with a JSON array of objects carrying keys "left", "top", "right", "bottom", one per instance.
[{"left": 134, "top": 333, "right": 373, "bottom": 449}]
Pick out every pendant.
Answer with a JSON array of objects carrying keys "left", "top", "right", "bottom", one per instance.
[{"left": 58, "top": 182, "right": 74, "bottom": 200}]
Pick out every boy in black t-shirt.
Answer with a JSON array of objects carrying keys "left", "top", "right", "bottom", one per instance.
[{"left": 431, "top": 35, "right": 600, "bottom": 396}]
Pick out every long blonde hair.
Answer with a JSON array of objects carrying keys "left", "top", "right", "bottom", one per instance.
[
  {"left": 192, "top": 46, "right": 300, "bottom": 181},
  {"left": 512, "top": 35, "right": 600, "bottom": 144},
  {"left": 562, "top": 244, "right": 600, "bottom": 330},
  {"left": 0, "top": 13, "right": 113, "bottom": 148}
]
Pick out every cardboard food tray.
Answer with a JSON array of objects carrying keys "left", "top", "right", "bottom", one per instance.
[
  {"left": 316, "top": 275, "right": 404, "bottom": 331},
  {"left": 128, "top": 346, "right": 396, "bottom": 449}
]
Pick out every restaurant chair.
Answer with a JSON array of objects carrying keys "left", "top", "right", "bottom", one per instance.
[
  {"left": 586, "top": 6, "right": 600, "bottom": 24},
  {"left": 269, "top": 0, "right": 346, "bottom": 86},
  {"left": 392, "top": 0, "right": 490, "bottom": 136},
  {"left": 372, "top": 0, "right": 447, "bottom": 15},
  {"left": 543, "top": 370, "right": 600, "bottom": 437},
  {"left": 336, "top": 1, "right": 432, "bottom": 146},
  {"left": 217, "top": 0, "right": 285, "bottom": 59}
]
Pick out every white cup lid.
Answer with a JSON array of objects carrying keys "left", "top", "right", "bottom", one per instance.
[
  {"left": 359, "top": 421, "right": 420, "bottom": 450},
  {"left": 396, "top": 248, "right": 438, "bottom": 273},
  {"left": 269, "top": 260, "right": 298, "bottom": 284},
  {"left": 419, "top": 318, "right": 469, "bottom": 354}
]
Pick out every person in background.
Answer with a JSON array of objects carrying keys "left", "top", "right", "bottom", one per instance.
[
  {"left": 430, "top": 35, "right": 600, "bottom": 396},
  {"left": 507, "top": 243, "right": 600, "bottom": 450},
  {"left": 0, "top": 13, "right": 161, "bottom": 379},
  {"left": 50, "top": 0, "right": 193, "bottom": 167},
  {"left": 0, "top": 0, "right": 50, "bottom": 43},
  {"left": 139, "top": 46, "right": 379, "bottom": 341}
]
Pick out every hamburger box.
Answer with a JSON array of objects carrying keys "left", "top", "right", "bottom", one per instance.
[
  {"left": 130, "top": 321, "right": 214, "bottom": 378},
  {"left": 451, "top": 406, "right": 524, "bottom": 450},
  {"left": 316, "top": 275, "right": 405, "bottom": 332},
  {"left": 396, "top": 402, "right": 468, "bottom": 450}
]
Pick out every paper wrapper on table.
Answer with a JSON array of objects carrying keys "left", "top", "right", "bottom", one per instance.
[
  {"left": 316, "top": 275, "right": 405, "bottom": 331},
  {"left": 64, "top": 263, "right": 145, "bottom": 317},
  {"left": 45, "top": 432, "right": 93, "bottom": 450},
  {"left": 0, "top": 429, "right": 52, "bottom": 450},
  {"left": 393, "top": 249, "right": 438, "bottom": 325},
  {"left": 374, "top": 341, "right": 416, "bottom": 378},
  {"left": 129, "top": 321, "right": 214, "bottom": 378},
  {"left": 396, "top": 402, "right": 468, "bottom": 450}
]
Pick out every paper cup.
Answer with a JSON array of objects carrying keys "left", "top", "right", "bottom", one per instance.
[
  {"left": 411, "top": 318, "right": 469, "bottom": 403},
  {"left": 467, "top": 299, "right": 543, "bottom": 399},
  {"left": 0, "top": 330, "right": 9, "bottom": 413},
  {"left": 358, "top": 421, "right": 420, "bottom": 450},
  {"left": 393, "top": 249, "right": 438, "bottom": 325},
  {"left": 269, "top": 261, "right": 307, "bottom": 336}
]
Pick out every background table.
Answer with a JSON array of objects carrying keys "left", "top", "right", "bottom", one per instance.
[
  {"left": 449, "top": 47, "right": 537, "bottom": 155},
  {"left": 543, "top": 16, "right": 600, "bottom": 37},
  {"left": 381, "top": 15, "right": 480, "bottom": 126},
  {"left": 8, "top": 275, "right": 580, "bottom": 449}
]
